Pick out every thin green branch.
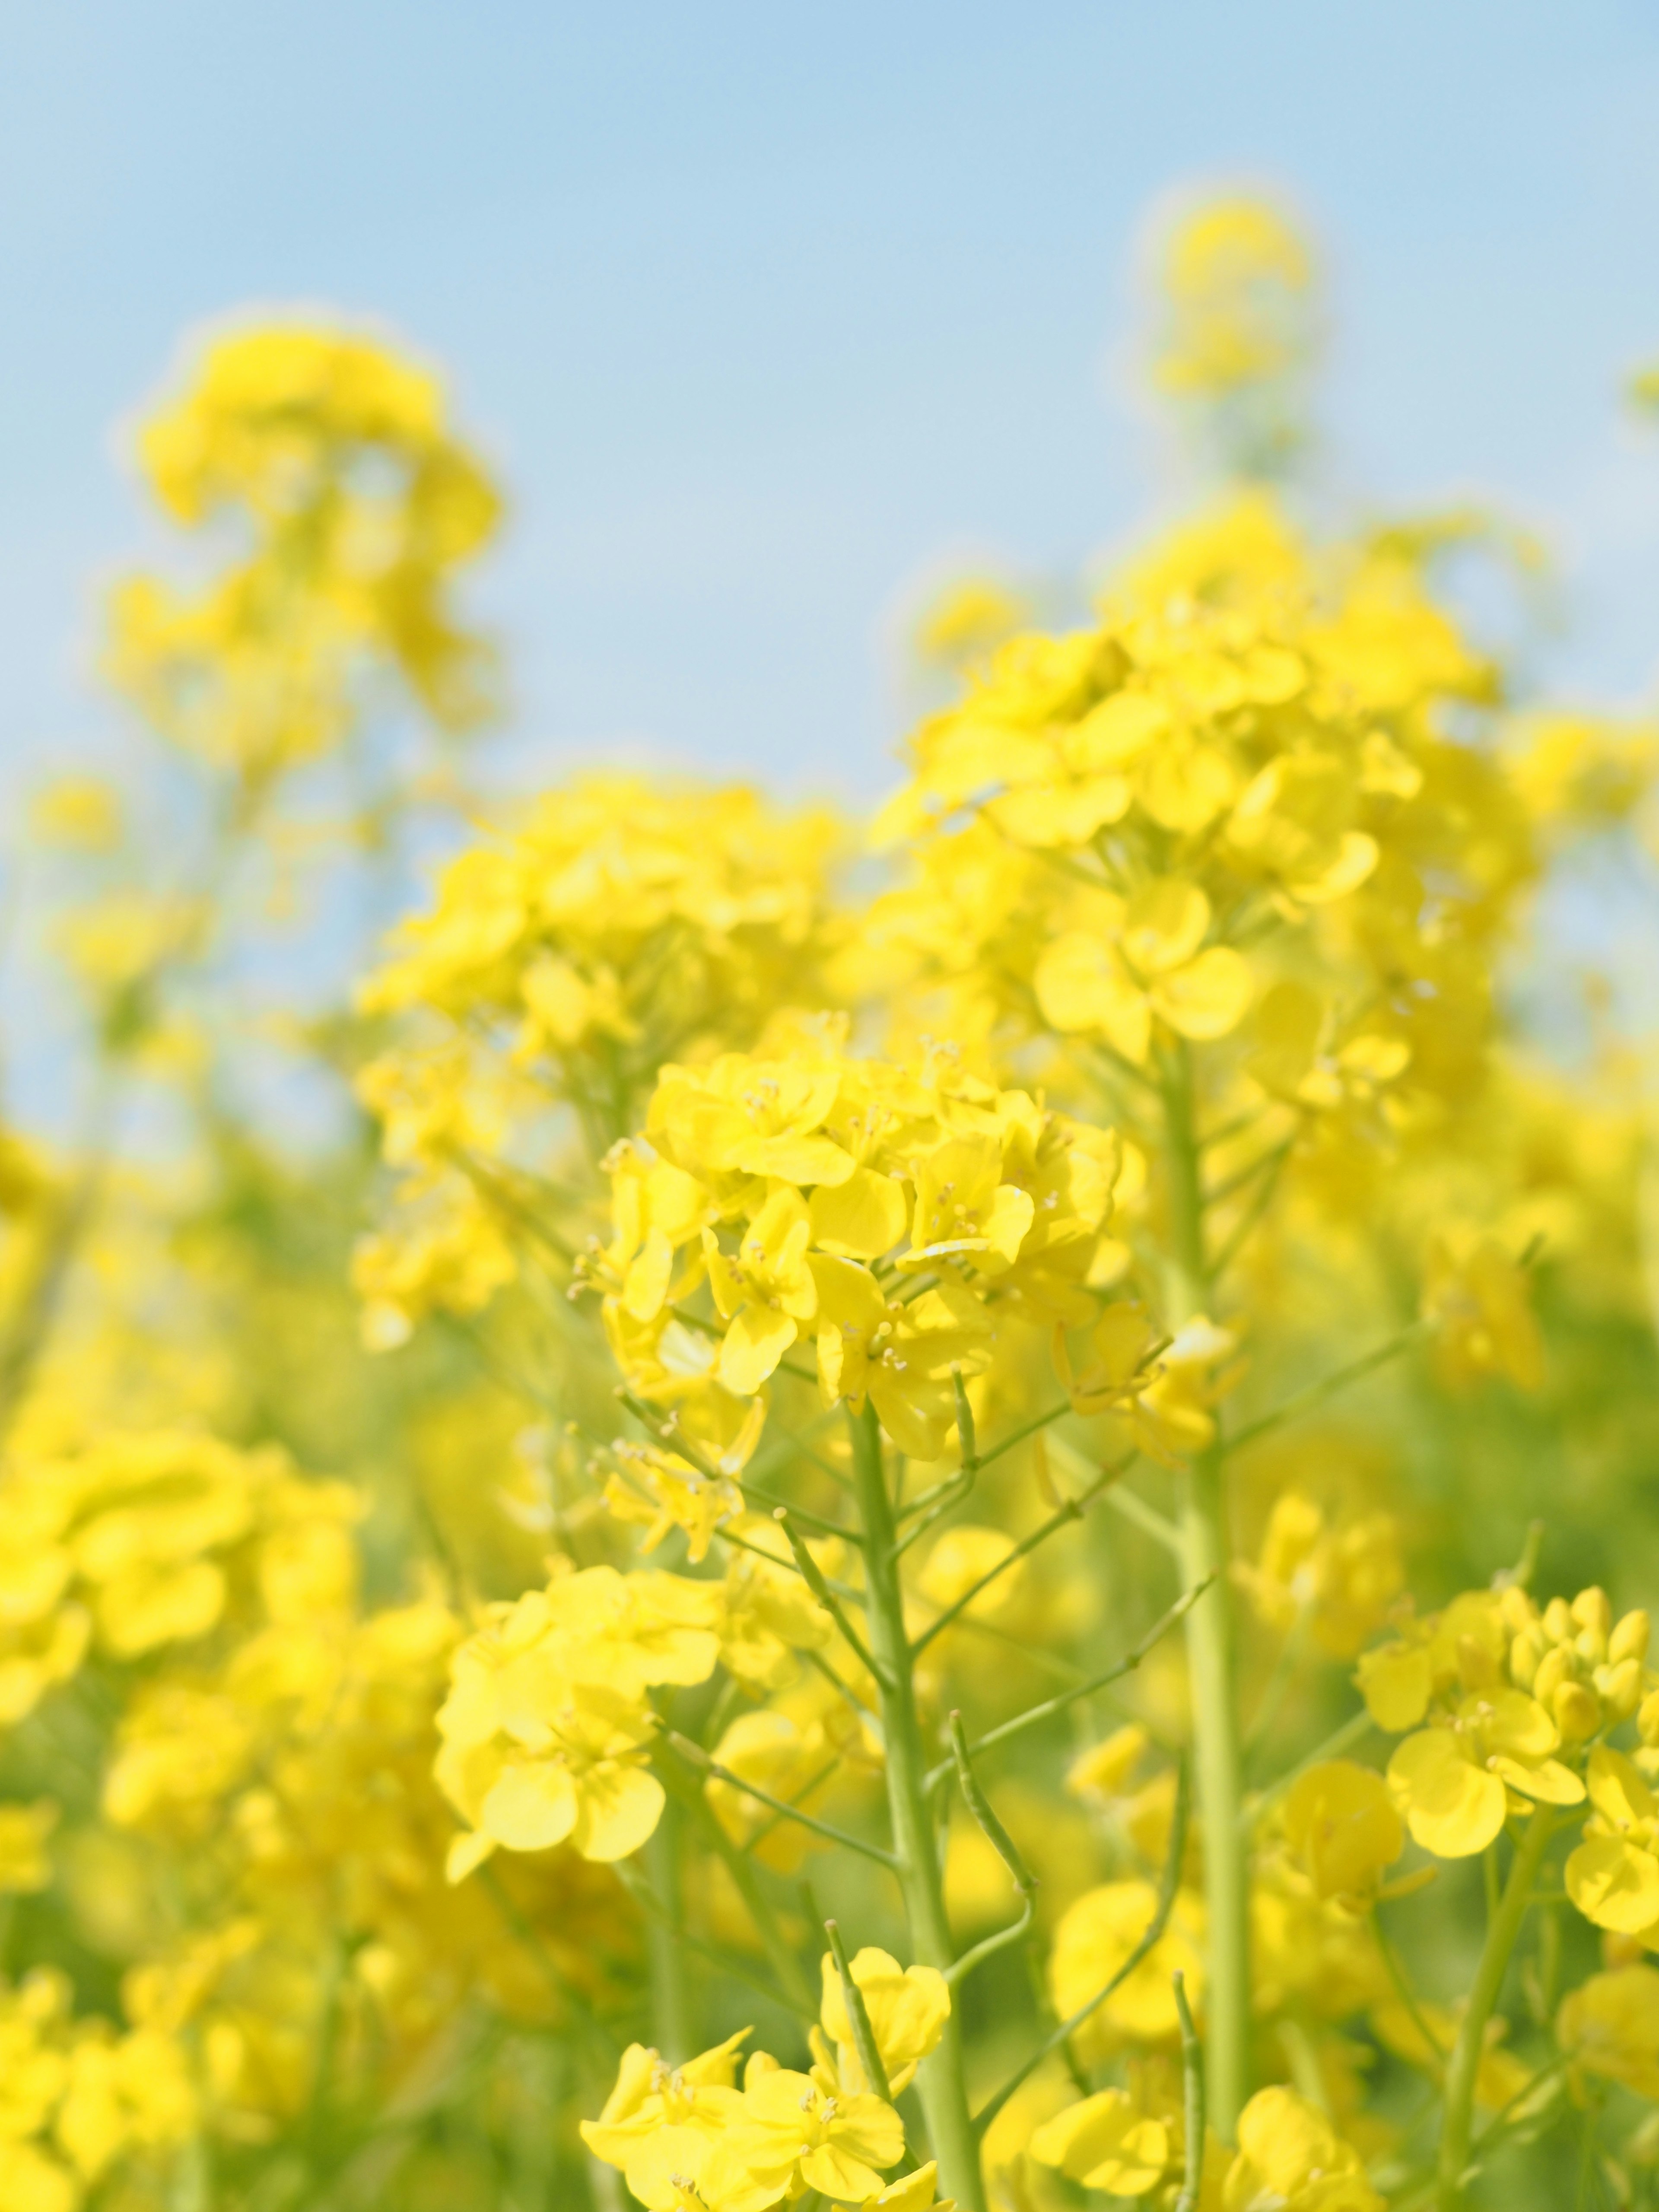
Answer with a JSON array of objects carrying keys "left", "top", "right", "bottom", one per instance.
[
  {"left": 946, "top": 1898, "right": 1034, "bottom": 1990},
  {"left": 773, "top": 1511, "right": 885, "bottom": 1682},
  {"left": 1204, "top": 1136, "right": 1294, "bottom": 1212},
  {"left": 913, "top": 1453, "right": 1136, "bottom": 1654},
  {"left": 1173, "top": 1969, "right": 1206, "bottom": 2212},
  {"left": 947, "top": 1713, "right": 1039, "bottom": 1897},
  {"left": 614, "top": 1859, "right": 813, "bottom": 2023},
  {"left": 938, "top": 1576, "right": 1215, "bottom": 1782},
  {"left": 667, "top": 1732, "right": 898, "bottom": 1870},
  {"left": 1098, "top": 1481, "right": 1182, "bottom": 1553},
  {"left": 1224, "top": 1320, "right": 1430, "bottom": 1459},
  {"left": 974, "top": 1760, "right": 1189, "bottom": 2139}
]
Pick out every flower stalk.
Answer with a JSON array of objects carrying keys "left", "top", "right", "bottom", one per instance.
[
  {"left": 1436, "top": 1808, "right": 1557, "bottom": 2211},
  {"left": 1161, "top": 1044, "right": 1252, "bottom": 2140},
  {"left": 848, "top": 1401, "right": 986, "bottom": 2211}
]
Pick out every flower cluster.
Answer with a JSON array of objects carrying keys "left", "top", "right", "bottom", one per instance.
[
  {"left": 107, "top": 325, "right": 501, "bottom": 786},
  {"left": 590, "top": 1041, "right": 1121, "bottom": 1460},
  {"left": 581, "top": 1957, "right": 953, "bottom": 2212},
  {"left": 1358, "top": 1581, "right": 1649, "bottom": 1859}
]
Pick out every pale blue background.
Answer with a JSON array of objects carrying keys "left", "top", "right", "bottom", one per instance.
[{"left": 6, "top": 0, "right": 1659, "bottom": 810}]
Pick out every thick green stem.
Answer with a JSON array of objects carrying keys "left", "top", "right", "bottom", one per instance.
[
  {"left": 1162, "top": 1046, "right": 1251, "bottom": 2140},
  {"left": 1437, "top": 1809, "right": 1557, "bottom": 2211},
  {"left": 848, "top": 1403, "right": 985, "bottom": 2212},
  {"left": 645, "top": 1801, "right": 691, "bottom": 2061}
]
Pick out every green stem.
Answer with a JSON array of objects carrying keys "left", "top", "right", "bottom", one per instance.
[
  {"left": 645, "top": 1802, "right": 691, "bottom": 2061},
  {"left": 1436, "top": 1808, "right": 1557, "bottom": 2211},
  {"left": 1162, "top": 1044, "right": 1250, "bottom": 2142},
  {"left": 848, "top": 1402, "right": 985, "bottom": 2212}
]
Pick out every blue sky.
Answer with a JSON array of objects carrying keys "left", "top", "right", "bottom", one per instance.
[{"left": 6, "top": 0, "right": 1659, "bottom": 810}]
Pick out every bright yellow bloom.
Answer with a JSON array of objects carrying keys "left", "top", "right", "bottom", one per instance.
[
  {"left": 1558, "top": 1964, "right": 1659, "bottom": 2101},
  {"left": 817, "top": 1947, "right": 951, "bottom": 2095},
  {"left": 1387, "top": 1690, "right": 1582, "bottom": 1859},
  {"left": 1028, "top": 2086, "right": 1171, "bottom": 2196},
  {"left": 0, "top": 1803, "right": 58, "bottom": 1896},
  {"left": 434, "top": 1567, "right": 721, "bottom": 1877},
  {"left": 731, "top": 2067, "right": 904, "bottom": 2203},
  {"left": 1048, "top": 1881, "right": 1205, "bottom": 2061},
  {"left": 1422, "top": 1227, "right": 1544, "bottom": 1392},
  {"left": 1565, "top": 1749, "right": 1659, "bottom": 1941},
  {"left": 1237, "top": 1493, "right": 1404, "bottom": 1659},
  {"left": 600, "top": 1046, "right": 1119, "bottom": 1460},
  {"left": 1035, "top": 880, "right": 1252, "bottom": 1065},
  {"left": 1281, "top": 1761, "right": 1403, "bottom": 1905},
  {"left": 580, "top": 2030, "right": 751, "bottom": 2165},
  {"left": 1222, "top": 2084, "right": 1381, "bottom": 2210}
]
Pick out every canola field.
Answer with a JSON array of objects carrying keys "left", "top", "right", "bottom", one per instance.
[{"left": 3, "top": 197, "right": 1659, "bottom": 2212}]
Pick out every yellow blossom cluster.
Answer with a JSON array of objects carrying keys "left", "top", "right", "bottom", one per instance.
[
  {"left": 590, "top": 1040, "right": 1122, "bottom": 1461},
  {"left": 107, "top": 325, "right": 501, "bottom": 786},
  {"left": 10, "top": 189, "right": 1659, "bottom": 2212}
]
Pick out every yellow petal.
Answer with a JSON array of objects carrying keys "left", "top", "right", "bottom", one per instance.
[
  {"left": 1588, "top": 1745, "right": 1657, "bottom": 1827},
  {"left": 1033, "top": 933, "right": 1151, "bottom": 1062},
  {"left": 1387, "top": 1729, "right": 1507, "bottom": 1858},
  {"left": 479, "top": 1759, "right": 579, "bottom": 1853},
  {"left": 1566, "top": 1834, "right": 1659, "bottom": 1934},
  {"left": 809, "top": 1170, "right": 911, "bottom": 1260},
  {"left": 1122, "top": 879, "right": 1210, "bottom": 977},
  {"left": 718, "top": 1305, "right": 800, "bottom": 1395},
  {"left": 572, "top": 1765, "right": 666, "bottom": 1862},
  {"left": 735, "top": 1134, "right": 857, "bottom": 1185},
  {"left": 1356, "top": 1642, "right": 1432, "bottom": 1732},
  {"left": 1151, "top": 946, "right": 1253, "bottom": 1040},
  {"left": 1492, "top": 1755, "right": 1584, "bottom": 1807}
]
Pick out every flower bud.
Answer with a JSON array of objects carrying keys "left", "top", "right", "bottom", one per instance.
[
  {"left": 1498, "top": 1585, "right": 1536, "bottom": 1636},
  {"left": 1610, "top": 1610, "right": 1651, "bottom": 1668},
  {"left": 1544, "top": 1597, "right": 1573, "bottom": 1642},
  {"left": 1638, "top": 1688, "right": 1659, "bottom": 1748},
  {"left": 1572, "top": 1587, "right": 1613, "bottom": 1663},
  {"left": 1533, "top": 1646, "right": 1571, "bottom": 1707},
  {"left": 1553, "top": 1679, "right": 1602, "bottom": 1743},
  {"left": 1597, "top": 1657, "right": 1644, "bottom": 1723},
  {"left": 1508, "top": 1630, "right": 1541, "bottom": 1691}
]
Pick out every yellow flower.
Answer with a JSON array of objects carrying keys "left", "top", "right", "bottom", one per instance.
[
  {"left": 618, "top": 2128, "right": 779, "bottom": 2212},
  {"left": 434, "top": 1567, "right": 721, "bottom": 1877},
  {"left": 1028, "top": 2086, "right": 1171, "bottom": 2196},
  {"left": 601, "top": 1439, "right": 747, "bottom": 1564},
  {"left": 864, "top": 2163, "right": 954, "bottom": 2211},
  {"left": 1422, "top": 1228, "right": 1543, "bottom": 1392},
  {"left": 1558, "top": 1964, "right": 1659, "bottom": 2101},
  {"left": 705, "top": 1185, "right": 820, "bottom": 1394},
  {"left": 818, "top": 1948, "right": 951, "bottom": 2095},
  {"left": 580, "top": 2030, "right": 750, "bottom": 2166},
  {"left": 1154, "top": 197, "right": 1317, "bottom": 404},
  {"left": 913, "top": 575, "right": 1031, "bottom": 671},
  {"left": 29, "top": 776, "right": 124, "bottom": 854},
  {"left": 1565, "top": 1749, "right": 1659, "bottom": 1940},
  {"left": 1048, "top": 1881, "right": 1205, "bottom": 2061},
  {"left": 1281, "top": 1761, "right": 1403, "bottom": 1906},
  {"left": 1386, "top": 1689, "right": 1583, "bottom": 1859},
  {"left": 732, "top": 2067, "right": 904, "bottom": 2202},
  {"left": 1222, "top": 2085, "right": 1381, "bottom": 2211},
  {"left": 1034, "top": 880, "right": 1252, "bottom": 1065},
  {"left": 1237, "top": 1493, "right": 1403, "bottom": 1659}
]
